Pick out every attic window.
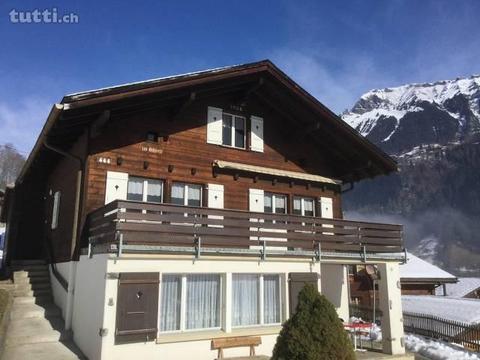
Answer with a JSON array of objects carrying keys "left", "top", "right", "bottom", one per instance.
[{"left": 146, "top": 131, "right": 159, "bottom": 143}]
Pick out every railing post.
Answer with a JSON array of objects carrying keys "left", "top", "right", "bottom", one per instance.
[
  {"left": 260, "top": 240, "right": 267, "bottom": 261},
  {"left": 117, "top": 232, "right": 123, "bottom": 257},
  {"left": 315, "top": 242, "right": 322, "bottom": 262}
]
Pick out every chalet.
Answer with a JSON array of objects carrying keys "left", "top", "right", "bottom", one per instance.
[
  {"left": 2, "top": 60, "right": 407, "bottom": 359},
  {"left": 438, "top": 277, "right": 480, "bottom": 298},
  {"left": 349, "top": 253, "right": 457, "bottom": 307}
]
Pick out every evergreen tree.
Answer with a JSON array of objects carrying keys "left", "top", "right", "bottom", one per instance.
[{"left": 272, "top": 284, "right": 354, "bottom": 360}]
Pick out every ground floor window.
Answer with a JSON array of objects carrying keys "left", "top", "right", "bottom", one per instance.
[
  {"left": 159, "top": 274, "right": 221, "bottom": 332},
  {"left": 232, "top": 274, "right": 282, "bottom": 327}
]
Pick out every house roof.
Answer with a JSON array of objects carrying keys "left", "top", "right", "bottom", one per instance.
[
  {"left": 400, "top": 252, "right": 457, "bottom": 283},
  {"left": 438, "top": 277, "right": 480, "bottom": 298},
  {"left": 17, "top": 60, "right": 397, "bottom": 185}
]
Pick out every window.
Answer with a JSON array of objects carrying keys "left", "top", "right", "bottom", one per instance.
[
  {"left": 51, "top": 191, "right": 61, "bottom": 230},
  {"left": 171, "top": 183, "right": 202, "bottom": 207},
  {"left": 293, "top": 196, "right": 315, "bottom": 217},
  {"left": 159, "top": 274, "right": 221, "bottom": 332},
  {"left": 264, "top": 193, "right": 287, "bottom": 214},
  {"left": 127, "top": 177, "right": 163, "bottom": 203},
  {"left": 232, "top": 274, "right": 281, "bottom": 327},
  {"left": 222, "top": 113, "right": 245, "bottom": 149}
]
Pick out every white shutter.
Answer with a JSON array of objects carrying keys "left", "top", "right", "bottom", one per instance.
[
  {"left": 250, "top": 115, "right": 264, "bottom": 152},
  {"left": 105, "top": 171, "right": 128, "bottom": 205},
  {"left": 208, "top": 184, "right": 224, "bottom": 228},
  {"left": 249, "top": 188, "right": 264, "bottom": 212},
  {"left": 320, "top": 197, "right": 333, "bottom": 219},
  {"left": 207, "top": 106, "right": 223, "bottom": 145}
]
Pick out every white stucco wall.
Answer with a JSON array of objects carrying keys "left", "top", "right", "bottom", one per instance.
[
  {"left": 50, "top": 261, "right": 70, "bottom": 319},
  {"left": 72, "top": 254, "right": 109, "bottom": 360},
  {"left": 320, "top": 264, "right": 349, "bottom": 321},
  {"left": 97, "top": 254, "right": 319, "bottom": 360}
]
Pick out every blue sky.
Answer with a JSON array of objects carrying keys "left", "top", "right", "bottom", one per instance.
[{"left": 1, "top": 0, "right": 479, "bottom": 154}]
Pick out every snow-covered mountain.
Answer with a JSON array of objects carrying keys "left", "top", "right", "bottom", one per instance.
[{"left": 343, "top": 75, "right": 480, "bottom": 156}]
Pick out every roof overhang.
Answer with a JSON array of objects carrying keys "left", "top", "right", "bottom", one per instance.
[
  {"left": 401, "top": 277, "right": 458, "bottom": 284},
  {"left": 18, "top": 60, "right": 397, "bottom": 185}
]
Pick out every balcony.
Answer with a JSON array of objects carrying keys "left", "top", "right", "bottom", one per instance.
[{"left": 85, "top": 200, "right": 404, "bottom": 260}]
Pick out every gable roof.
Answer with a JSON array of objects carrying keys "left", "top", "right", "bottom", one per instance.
[
  {"left": 439, "top": 277, "right": 480, "bottom": 297},
  {"left": 18, "top": 60, "right": 397, "bottom": 184},
  {"left": 400, "top": 252, "right": 457, "bottom": 283}
]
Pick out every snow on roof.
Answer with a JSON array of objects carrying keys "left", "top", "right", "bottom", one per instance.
[
  {"left": 438, "top": 277, "right": 480, "bottom": 298},
  {"left": 400, "top": 252, "right": 456, "bottom": 281},
  {"left": 402, "top": 295, "right": 480, "bottom": 324}
]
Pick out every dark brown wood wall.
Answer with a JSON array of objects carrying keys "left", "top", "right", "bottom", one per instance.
[{"left": 84, "top": 95, "right": 343, "bottom": 220}]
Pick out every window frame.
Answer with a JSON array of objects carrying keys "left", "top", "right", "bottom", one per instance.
[
  {"left": 264, "top": 192, "right": 288, "bottom": 215},
  {"left": 158, "top": 273, "right": 223, "bottom": 334},
  {"left": 171, "top": 182, "right": 203, "bottom": 207},
  {"left": 293, "top": 196, "right": 316, "bottom": 217},
  {"left": 51, "top": 191, "right": 61, "bottom": 230},
  {"left": 127, "top": 176, "right": 164, "bottom": 204},
  {"left": 231, "top": 273, "right": 283, "bottom": 328},
  {"left": 221, "top": 112, "right": 246, "bottom": 149}
]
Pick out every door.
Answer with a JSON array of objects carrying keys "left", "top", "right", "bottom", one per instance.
[{"left": 288, "top": 272, "right": 319, "bottom": 315}]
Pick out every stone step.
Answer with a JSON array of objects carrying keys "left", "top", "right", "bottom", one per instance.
[
  {"left": 3, "top": 340, "right": 86, "bottom": 360},
  {"left": 0, "top": 283, "right": 17, "bottom": 291},
  {"left": 15, "top": 275, "right": 50, "bottom": 285},
  {"left": 14, "top": 295, "right": 53, "bottom": 305},
  {"left": 6, "top": 317, "right": 71, "bottom": 346},
  {"left": 14, "top": 269, "right": 50, "bottom": 279},
  {"left": 12, "top": 264, "right": 49, "bottom": 272},
  {"left": 15, "top": 282, "right": 51, "bottom": 292},
  {"left": 12, "top": 287, "right": 52, "bottom": 298},
  {"left": 11, "top": 259, "right": 47, "bottom": 266},
  {"left": 10, "top": 303, "right": 61, "bottom": 320}
]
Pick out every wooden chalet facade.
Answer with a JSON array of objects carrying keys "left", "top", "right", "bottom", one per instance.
[{"left": 2, "top": 60, "right": 407, "bottom": 359}]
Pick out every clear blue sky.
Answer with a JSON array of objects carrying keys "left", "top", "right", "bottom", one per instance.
[{"left": 1, "top": 0, "right": 479, "bottom": 154}]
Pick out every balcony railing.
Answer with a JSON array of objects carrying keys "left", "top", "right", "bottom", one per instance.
[{"left": 85, "top": 200, "right": 403, "bottom": 257}]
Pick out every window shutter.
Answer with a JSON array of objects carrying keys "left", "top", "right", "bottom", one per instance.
[
  {"left": 320, "top": 197, "right": 333, "bottom": 219},
  {"left": 288, "top": 272, "right": 319, "bottom": 315},
  {"left": 207, "top": 106, "right": 223, "bottom": 145},
  {"left": 207, "top": 184, "right": 224, "bottom": 228},
  {"left": 105, "top": 171, "right": 128, "bottom": 205},
  {"left": 207, "top": 184, "right": 224, "bottom": 209},
  {"left": 250, "top": 116, "right": 264, "bottom": 152},
  {"left": 249, "top": 188, "right": 264, "bottom": 212},
  {"left": 51, "top": 191, "right": 61, "bottom": 230},
  {"left": 115, "top": 273, "right": 159, "bottom": 343}
]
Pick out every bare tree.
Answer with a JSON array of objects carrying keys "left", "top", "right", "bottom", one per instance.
[{"left": 0, "top": 144, "right": 25, "bottom": 189}]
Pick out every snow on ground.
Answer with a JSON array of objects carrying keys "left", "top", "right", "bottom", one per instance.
[
  {"left": 405, "top": 334, "right": 480, "bottom": 360},
  {"left": 400, "top": 252, "right": 456, "bottom": 281},
  {"left": 437, "top": 277, "right": 480, "bottom": 298},
  {"left": 402, "top": 296, "right": 480, "bottom": 324}
]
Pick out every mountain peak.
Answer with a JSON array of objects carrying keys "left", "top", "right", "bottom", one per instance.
[{"left": 343, "top": 74, "right": 480, "bottom": 155}]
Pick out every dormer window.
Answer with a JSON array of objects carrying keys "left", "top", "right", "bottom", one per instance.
[{"left": 222, "top": 113, "right": 245, "bottom": 149}]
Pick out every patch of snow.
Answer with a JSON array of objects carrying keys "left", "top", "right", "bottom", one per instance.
[
  {"left": 405, "top": 334, "right": 480, "bottom": 360},
  {"left": 402, "top": 296, "right": 480, "bottom": 324},
  {"left": 400, "top": 252, "right": 456, "bottom": 280},
  {"left": 437, "top": 277, "right": 480, "bottom": 297}
]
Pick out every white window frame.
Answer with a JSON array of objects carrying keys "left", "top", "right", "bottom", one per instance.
[
  {"left": 51, "top": 191, "right": 61, "bottom": 230},
  {"left": 127, "top": 176, "right": 164, "bottom": 203},
  {"left": 222, "top": 112, "right": 246, "bottom": 149},
  {"left": 264, "top": 193, "right": 287, "bottom": 215},
  {"left": 171, "top": 182, "right": 203, "bottom": 207},
  {"left": 231, "top": 273, "right": 282, "bottom": 328},
  {"left": 158, "top": 273, "right": 223, "bottom": 334},
  {"left": 293, "top": 196, "right": 316, "bottom": 217}
]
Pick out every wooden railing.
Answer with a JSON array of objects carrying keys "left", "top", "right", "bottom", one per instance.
[
  {"left": 86, "top": 200, "right": 403, "bottom": 255},
  {"left": 404, "top": 312, "right": 480, "bottom": 352}
]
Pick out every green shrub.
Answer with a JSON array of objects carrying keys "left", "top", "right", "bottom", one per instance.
[{"left": 272, "top": 284, "right": 355, "bottom": 360}]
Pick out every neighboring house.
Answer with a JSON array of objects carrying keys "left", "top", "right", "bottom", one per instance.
[
  {"left": 437, "top": 277, "right": 480, "bottom": 299},
  {"left": 350, "top": 252, "right": 457, "bottom": 306},
  {"left": 3, "top": 60, "right": 407, "bottom": 359}
]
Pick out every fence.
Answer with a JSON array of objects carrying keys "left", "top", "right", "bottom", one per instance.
[{"left": 403, "top": 312, "right": 480, "bottom": 352}]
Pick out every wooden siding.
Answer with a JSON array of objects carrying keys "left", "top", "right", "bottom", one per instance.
[{"left": 84, "top": 95, "right": 343, "bottom": 222}]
